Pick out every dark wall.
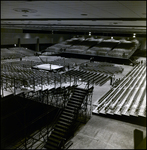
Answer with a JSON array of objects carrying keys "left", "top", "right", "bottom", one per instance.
[{"left": 1, "top": 28, "right": 146, "bottom": 51}]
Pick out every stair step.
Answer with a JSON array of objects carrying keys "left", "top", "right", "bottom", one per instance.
[
  {"left": 70, "top": 97, "right": 83, "bottom": 103},
  {"left": 65, "top": 106, "right": 77, "bottom": 111},
  {"left": 62, "top": 111, "right": 75, "bottom": 116},
  {"left": 50, "top": 133, "right": 64, "bottom": 140},
  {"left": 74, "top": 88, "right": 87, "bottom": 93},
  {"left": 54, "top": 126, "right": 67, "bottom": 133},
  {"left": 52, "top": 130, "right": 66, "bottom": 137},
  {"left": 56, "top": 123, "right": 69, "bottom": 130},
  {"left": 59, "top": 117, "right": 73, "bottom": 123},
  {"left": 67, "top": 103, "right": 80, "bottom": 108},
  {"left": 46, "top": 140, "right": 59, "bottom": 147},
  {"left": 48, "top": 136, "right": 61, "bottom": 144},
  {"left": 73, "top": 91, "right": 86, "bottom": 96},
  {"left": 58, "top": 120, "right": 72, "bottom": 126},
  {"left": 72, "top": 94, "right": 84, "bottom": 99},
  {"left": 44, "top": 143, "right": 58, "bottom": 149},
  {"left": 61, "top": 114, "right": 74, "bottom": 120},
  {"left": 68, "top": 100, "right": 82, "bottom": 105}
]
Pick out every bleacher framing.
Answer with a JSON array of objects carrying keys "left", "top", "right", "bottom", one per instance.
[{"left": 93, "top": 63, "right": 146, "bottom": 126}]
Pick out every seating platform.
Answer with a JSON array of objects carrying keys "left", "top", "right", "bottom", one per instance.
[{"left": 92, "top": 64, "right": 146, "bottom": 126}]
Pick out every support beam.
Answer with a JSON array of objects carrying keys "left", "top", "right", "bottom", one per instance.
[
  {"left": 18, "top": 38, "right": 21, "bottom": 47},
  {"left": 36, "top": 38, "right": 39, "bottom": 52}
]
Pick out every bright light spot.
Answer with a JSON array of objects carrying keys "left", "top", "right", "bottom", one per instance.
[
  {"left": 111, "top": 36, "right": 113, "bottom": 39},
  {"left": 14, "top": 44, "right": 16, "bottom": 46},
  {"left": 89, "top": 32, "right": 91, "bottom": 36}
]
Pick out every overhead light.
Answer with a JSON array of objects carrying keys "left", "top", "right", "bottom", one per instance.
[
  {"left": 133, "top": 33, "right": 136, "bottom": 36},
  {"left": 111, "top": 36, "right": 113, "bottom": 39},
  {"left": 133, "top": 35, "right": 136, "bottom": 38},
  {"left": 14, "top": 44, "right": 16, "bottom": 47},
  {"left": 89, "top": 32, "right": 91, "bottom": 36}
]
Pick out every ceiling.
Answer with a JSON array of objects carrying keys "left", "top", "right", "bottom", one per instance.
[{"left": 1, "top": 1, "right": 146, "bottom": 34}]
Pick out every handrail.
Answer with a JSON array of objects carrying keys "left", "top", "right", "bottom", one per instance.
[{"left": 47, "top": 108, "right": 63, "bottom": 139}]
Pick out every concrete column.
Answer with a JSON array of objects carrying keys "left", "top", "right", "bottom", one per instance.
[
  {"left": 134, "top": 129, "right": 143, "bottom": 149},
  {"left": 36, "top": 38, "right": 39, "bottom": 51},
  {"left": 18, "top": 38, "right": 21, "bottom": 47}
]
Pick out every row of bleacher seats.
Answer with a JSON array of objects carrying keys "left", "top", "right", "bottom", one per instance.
[
  {"left": 79, "top": 61, "right": 124, "bottom": 75},
  {"left": 62, "top": 69, "right": 111, "bottom": 86},
  {"left": 1, "top": 60, "right": 78, "bottom": 93},
  {"left": 94, "top": 63, "right": 146, "bottom": 118},
  {"left": 43, "top": 37, "right": 139, "bottom": 59},
  {"left": 1, "top": 47, "right": 35, "bottom": 60}
]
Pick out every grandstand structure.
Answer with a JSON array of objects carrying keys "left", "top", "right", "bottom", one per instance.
[
  {"left": 44, "top": 37, "right": 140, "bottom": 65},
  {"left": 93, "top": 63, "right": 146, "bottom": 119}
]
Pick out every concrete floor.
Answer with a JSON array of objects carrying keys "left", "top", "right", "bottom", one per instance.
[
  {"left": 69, "top": 62, "right": 146, "bottom": 149},
  {"left": 69, "top": 115, "right": 146, "bottom": 149}
]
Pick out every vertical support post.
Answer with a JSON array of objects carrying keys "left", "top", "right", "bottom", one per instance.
[
  {"left": 18, "top": 38, "right": 21, "bottom": 47},
  {"left": 48, "top": 72, "right": 50, "bottom": 85},
  {"left": 6, "top": 78, "right": 8, "bottom": 90},
  {"left": 14, "top": 78, "right": 16, "bottom": 95},
  {"left": 55, "top": 76, "right": 56, "bottom": 88},
  {"left": 33, "top": 77, "right": 35, "bottom": 91},
  {"left": 1, "top": 78, "right": 4, "bottom": 97},
  {"left": 70, "top": 74, "right": 71, "bottom": 86},
  {"left": 36, "top": 37, "right": 39, "bottom": 52},
  {"left": 134, "top": 129, "right": 143, "bottom": 149},
  {"left": 60, "top": 74, "right": 62, "bottom": 87},
  {"left": 41, "top": 76, "right": 43, "bottom": 90}
]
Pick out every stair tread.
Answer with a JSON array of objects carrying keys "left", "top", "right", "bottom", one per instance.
[
  {"left": 68, "top": 100, "right": 82, "bottom": 104},
  {"left": 50, "top": 133, "right": 64, "bottom": 140},
  {"left": 48, "top": 136, "right": 61, "bottom": 143},
  {"left": 58, "top": 120, "right": 72, "bottom": 126},
  {"left": 66, "top": 106, "right": 77, "bottom": 110},
  {"left": 59, "top": 117, "right": 73, "bottom": 122},
  {"left": 73, "top": 92, "right": 86, "bottom": 96},
  {"left": 67, "top": 103, "right": 80, "bottom": 107},
  {"left": 62, "top": 111, "right": 75, "bottom": 116},
  {"left": 61, "top": 114, "right": 74, "bottom": 119},
  {"left": 52, "top": 130, "right": 66, "bottom": 136},
  {"left": 72, "top": 95, "right": 84, "bottom": 99},
  {"left": 54, "top": 126, "right": 67, "bottom": 132},
  {"left": 46, "top": 140, "right": 59, "bottom": 147},
  {"left": 56, "top": 123, "right": 69, "bottom": 129},
  {"left": 44, "top": 143, "right": 58, "bottom": 149}
]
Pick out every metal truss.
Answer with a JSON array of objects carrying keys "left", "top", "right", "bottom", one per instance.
[{"left": 77, "top": 85, "right": 94, "bottom": 123}]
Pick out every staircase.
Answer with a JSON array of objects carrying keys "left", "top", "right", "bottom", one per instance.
[{"left": 44, "top": 87, "right": 88, "bottom": 149}]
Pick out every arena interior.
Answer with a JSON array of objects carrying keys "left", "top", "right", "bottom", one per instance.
[{"left": 1, "top": 1, "right": 146, "bottom": 149}]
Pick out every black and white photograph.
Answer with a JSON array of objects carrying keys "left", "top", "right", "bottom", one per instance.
[{"left": 1, "top": 1, "right": 146, "bottom": 149}]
